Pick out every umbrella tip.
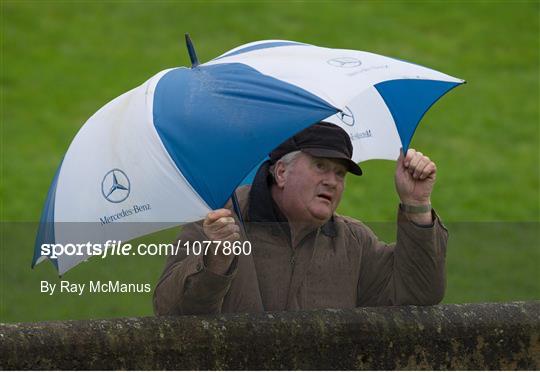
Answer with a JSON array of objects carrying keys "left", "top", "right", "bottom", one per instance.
[{"left": 185, "top": 33, "right": 200, "bottom": 68}]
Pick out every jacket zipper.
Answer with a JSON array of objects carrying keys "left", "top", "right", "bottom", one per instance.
[{"left": 289, "top": 227, "right": 320, "bottom": 266}]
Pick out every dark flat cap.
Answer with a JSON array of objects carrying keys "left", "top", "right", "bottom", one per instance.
[{"left": 269, "top": 122, "right": 362, "bottom": 175}]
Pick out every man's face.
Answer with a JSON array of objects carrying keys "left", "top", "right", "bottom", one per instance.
[{"left": 277, "top": 152, "right": 347, "bottom": 225}]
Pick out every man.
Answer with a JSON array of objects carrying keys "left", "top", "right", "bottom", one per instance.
[{"left": 154, "top": 122, "right": 447, "bottom": 315}]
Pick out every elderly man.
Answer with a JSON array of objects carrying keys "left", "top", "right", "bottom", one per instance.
[{"left": 154, "top": 122, "right": 447, "bottom": 315}]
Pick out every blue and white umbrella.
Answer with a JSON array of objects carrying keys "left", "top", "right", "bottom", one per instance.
[{"left": 33, "top": 38, "right": 464, "bottom": 274}]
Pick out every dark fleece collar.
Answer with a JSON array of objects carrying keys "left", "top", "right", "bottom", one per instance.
[{"left": 247, "top": 160, "right": 337, "bottom": 238}]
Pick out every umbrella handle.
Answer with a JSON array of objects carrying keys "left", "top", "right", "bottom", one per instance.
[{"left": 231, "top": 191, "right": 248, "bottom": 240}]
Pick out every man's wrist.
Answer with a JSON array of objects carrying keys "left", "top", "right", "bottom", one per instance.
[
  {"left": 204, "top": 251, "right": 235, "bottom": 276},
  {"left": 399, "top": 202, "right": 432, "bottom": 214},
  {"left": 399, "top": 202, "right": 433, "bottom": 226}
]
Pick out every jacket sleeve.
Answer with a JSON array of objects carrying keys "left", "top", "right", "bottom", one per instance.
[
  {"left": 355, "top": 207, "right": 448, "bottom": 306},
  {"left": 153, "top": 221, "right": 238, "bottom": 316}
]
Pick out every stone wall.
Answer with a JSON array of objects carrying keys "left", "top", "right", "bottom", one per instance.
[{"left": 1, "top": 301, "right": 539, "bottom": 370}]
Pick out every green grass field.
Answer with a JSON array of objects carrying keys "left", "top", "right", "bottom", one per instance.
[{"left": 1, "top": 1, "right": 539, "bottom": 323}]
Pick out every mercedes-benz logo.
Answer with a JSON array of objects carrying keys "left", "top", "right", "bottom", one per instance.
[
  {"left": 327, "top": 57, "right": 362, "bottom": 68},
  {"left": 101, "top": 169, "right": 130, "bottom": 203},
  {"left": 337, "top": 106, "right": 355, "bottom": 126}
]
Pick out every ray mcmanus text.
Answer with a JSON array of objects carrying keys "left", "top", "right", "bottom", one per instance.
[{"left": 40, "top": 280, "right": 152, "bottom": 295}]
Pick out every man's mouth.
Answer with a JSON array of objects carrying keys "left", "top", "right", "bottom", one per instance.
[{"left": 317, "top": 193, "right": 333, "bottom": 203}]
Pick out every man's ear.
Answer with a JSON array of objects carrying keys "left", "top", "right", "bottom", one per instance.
[{"left": 274, "top": 161, "right": 287, "bottom": 188}]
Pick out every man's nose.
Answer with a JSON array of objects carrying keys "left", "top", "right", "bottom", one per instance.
[{"left": 322, "top": 172, "right": 338, "bottom": 187}]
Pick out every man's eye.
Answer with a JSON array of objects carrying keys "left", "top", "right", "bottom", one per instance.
[{"left": 316, "top": 162, "right": 326, "bottom": 170}]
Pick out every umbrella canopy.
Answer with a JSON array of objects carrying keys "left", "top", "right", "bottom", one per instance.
[{"left": 33, "top": 38, "right": 464, "bottom": 274}]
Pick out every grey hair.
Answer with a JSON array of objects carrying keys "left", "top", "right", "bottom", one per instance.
[{"left": 269, "top": 150, "right": 302, "bottom": 180}]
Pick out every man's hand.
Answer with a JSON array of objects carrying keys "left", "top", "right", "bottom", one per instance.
[
  {"left": 395, "top": 149, "right": 436, "bottom": 224},
  {"left": 203, "top": 209, "right": 241, "bottom": 241},
  {"left": 202, "top": 209, "right": 240, "bottom": 275}
]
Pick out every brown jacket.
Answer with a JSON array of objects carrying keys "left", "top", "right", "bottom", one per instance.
[{"left": 153, "top": 162, "right": 448, "bottom": 315}]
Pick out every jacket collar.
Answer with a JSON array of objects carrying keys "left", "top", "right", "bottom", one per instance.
[{"left": 247, "top": 161, "right": 337, "bottom": 238}]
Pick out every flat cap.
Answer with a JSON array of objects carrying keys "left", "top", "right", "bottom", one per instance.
[{"left": 269, "top": 122, "right": 362, "bottom": 175}]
